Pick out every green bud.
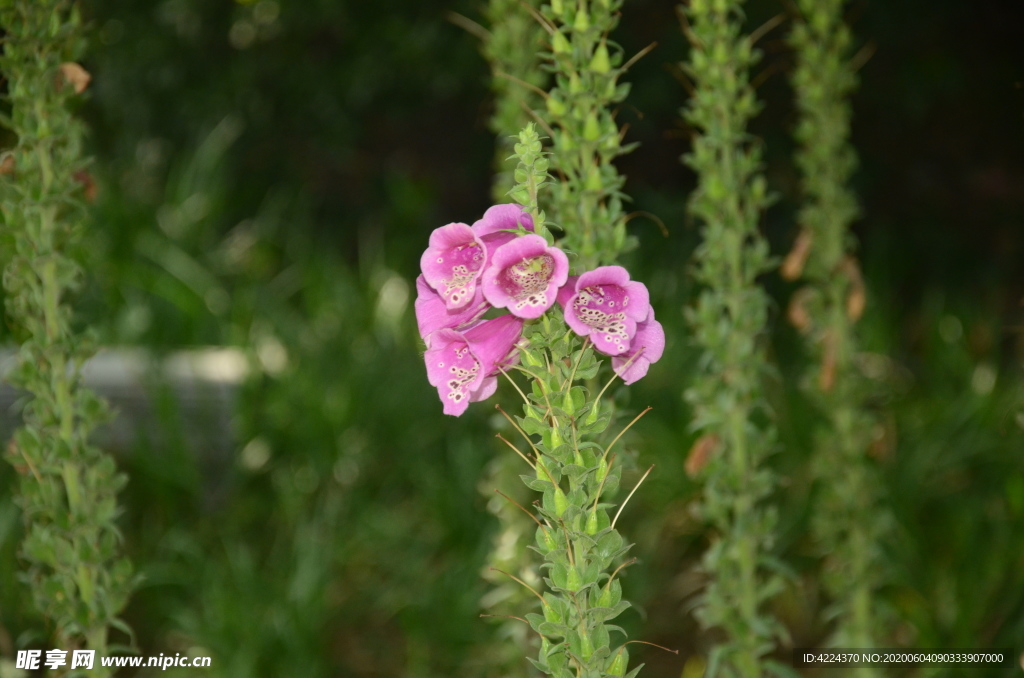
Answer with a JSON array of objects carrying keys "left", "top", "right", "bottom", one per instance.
[
  {"left": 607, "top": 647, "right": 629, "bottom": 676},
  {"left": 580, "top": 629, "right": 595, "bottom": 660},
  {"left": 546, "top": 96, "right": 567, "bottom": 117},
  {"left": 595, "top": 454, "right": 608, "bottom": 485},
  {"left": 585, "top": 509, "right": 599, "bottom": 535},
  {"left": 598, "top": 583, "right": 613, "bottom": 608},
  {"left": 590, "top": 42, "right": 611, "bottom": 74},
  {"left": 554, "top": 487, "right": 569, "bottom": 516},
  {"left": 544, "top": 600, "right": 562, "bottom": 623},
  {"left": 536, "top": 456, "right": 552, "bottom": 481},
  {"left": 551, "top": 0, "right": 564, "bottom": 14},
  {"left": 585, "top": 165, "right": 603, "bottom": 191},
  {"left": 566, "top": 565, "right": 582, "bottom": 590},
  {"left": 573, "top": 8, "right": 589, "bottom": 32},
  {"left": 583, "top": 112, "right": 601, "bottom": 141},
  {"left": 569, "top": 73, "right": 583, "bottom": 94},
  {"left": 552, "top": 30, "right": 571, "bottom": 55}
]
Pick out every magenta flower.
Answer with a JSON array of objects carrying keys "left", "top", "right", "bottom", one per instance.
[
  {"left": 481, "top": 234, "right": 569, "bottom": 319},
  {"left": 424, "top": 314, "right": 524, "bottom": 416},
  {"left": 561, "top": 266, "right": 650, "bottom": 356},
  {"left": 611, "top": 309, "right": 665, "bottom": 385},
  {"left": 414, "top": 275, "right": 490, "bottom": 348},
  {"left": 420, "top": 222, "right": 488, "bottom": 310},
  {"left": 471, "top": 203, "right": 535, "bottom": 255}
]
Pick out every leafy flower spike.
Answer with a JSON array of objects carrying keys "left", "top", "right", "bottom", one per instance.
[
  {"left": 481, "top": 234, "right": 569, "bottom": 319},
  {"left": 562, "top": 265, "right": 651, "bottom": 356},
  {"left": 612, "top": 308, "right": 665, "bottom": 385},
  {"left": 424, "top": 314, "right": 524, "bottom": 416},
  {"left": 413, "top": 275, "right": 490, "bottom": 348},
  {"left": 471, "top": 203, "right": 535, "bottom": 254},
  {"left": 420, "top": 222, "right": 488, "bottom": 310}
]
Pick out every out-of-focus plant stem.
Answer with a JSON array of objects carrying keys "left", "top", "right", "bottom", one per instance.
[
  {"left": 788, "top": 1, "right": 890, "bottom": 668},
  {"left": 679, "top": 1, "right": 783, "bottom": 675},
  {"left": 1, "top": 0, "right": 133, "bottom": 670}
]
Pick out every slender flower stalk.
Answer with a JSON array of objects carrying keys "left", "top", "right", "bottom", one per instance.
[
  {"left": 483, "top": 0, "right": 548, "bottom": 201},
  {"left": 787, "top": 0, "right": 890, "bottom": 668},
  {"left": 540, "top": 0, "right": 637, "bottom": 269},
  {"left": 680, "top": 1, "right": 783, "bottom": 676},
  {"left": 0, "top": 0, "right": 133, "bottom": 670}
]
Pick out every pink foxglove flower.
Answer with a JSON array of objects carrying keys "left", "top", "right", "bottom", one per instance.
[
  {"left": 481, "top": 234, "right": 569, "bottom": 319},
  {"left": 424, "top": 314, "right": 524, "bottom": 416},
  {"left": 420, "top": 222, "right": 488, "bottom": 310},
  {"left": 414, "top": 275, "right": 490, "bottom": 348},
  {"left": 611, "top": 309, "right": 665, "bottom": 385},
  {"left": 562, "top": 266, "right": 651, "bottom": 356},
  {"left": 471, "top": 203, "right": 534, "bottom": 255}
]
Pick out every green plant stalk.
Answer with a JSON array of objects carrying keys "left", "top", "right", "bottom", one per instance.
[
  {"left": 540, "top": 0, "right": 636, "bottom": 269},
  {"left": 484, "top": 0, "right": 548, "bottom": 202},
  {"left": 680, "top": 1, "right": 781, "bottom": 676},
  {"left": 1, "top": 0, "right": 133, "bottom": 671},
  {"left": 789, "top": 0, "right": 889, "bottom": 670},
  {"left": 508, "top": 313, "right": 642, "bottom": 678},
  {"left": 482, "top": 126, "right": 644, "bottom": 678}
]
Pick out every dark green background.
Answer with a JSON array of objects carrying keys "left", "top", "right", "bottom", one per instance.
[{"left": 1, "top": 0, "right": 1022, "bottom": 676}]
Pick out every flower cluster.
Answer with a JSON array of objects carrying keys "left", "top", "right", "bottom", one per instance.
[{"left": 417, "top": 204, "right": 665, "bottom": 416}]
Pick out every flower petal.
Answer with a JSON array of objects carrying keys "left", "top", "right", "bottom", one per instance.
[
  {"left": 414, "top": 275, "right": 489, "bottom": 348},
  {"left": 420, "top": 222, "right": 487, "bottom": 310},
  {"left": 611, "top": 309, "right": 665, "bottom": 385},
  {"left": 481, "top": 235, "right": 569, "bottom": 319}
]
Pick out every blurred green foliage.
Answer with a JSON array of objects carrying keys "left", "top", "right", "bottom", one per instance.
[{"left": 0, "top": 0, "right": 1022, "bottom": 676}]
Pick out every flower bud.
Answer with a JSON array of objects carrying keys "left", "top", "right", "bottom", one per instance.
[
  {"left": 580, "top": 629, "right": 595, "bottom": 660},
  {"left": 554, "top": 486, "right": 569, "bottom": 516},
  {"left": 589, "top": 42, "right": 611, "bottom": 74},
  {"left": 573, "top": 8, "right": 589, "bottom": 32},
  {"left": 566, "top": 565, "right": 582, "bottom": 590},
  {"left": 552, "top": 30, "right": 571, "bottom": 55},
  {"left": 583, "top": 112, "right": 601, "bottom": 141},
  {"left": 585, "top": 509, "right": 599, "bottom": 534},
  {"left": 607, "top": 647, "right": 628, "bottom": 676}
]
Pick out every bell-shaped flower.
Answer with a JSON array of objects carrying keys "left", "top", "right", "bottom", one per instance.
[
  {"left": 471, "top": 203, "right": 535, "bottom": 256},
  {"left": 611, "top": 308, "right": 665, "bottom": 385},
  {"left": 414, "top": 275, "right": 490, "bottom": 348},
  {"left": 561, "top": 266, "right": 651, "bottom": 356},
  {"left": 420, "top": 222, "right": 488, "bottom": 310},
  {"left": 481, "top": 234, "right": 569, "bottom": 319},
  {"left": 424, "top": 314, "right": 524, "bottom": 416}
]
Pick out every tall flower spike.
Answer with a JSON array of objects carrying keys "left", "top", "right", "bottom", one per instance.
[
  {"left": 472, "top": 203, "right": 535, "bottom": 256},
  {"left": 414, "top": 275, "right": 490, "bottom": 348},
  {"left": 420, "top": 222, "right": 488, "bottom": 310},
  {"left": 562, "top": 266, "right": 651, "bottom": 356},
  {"left": 481, "top": 234, "right": 569, "bottom": 319},
  {"left": 424, "top": 314, "right": 524, "bottom": 416},
  {"left": 611, "top": 308, "right": 665, "bottom": 385}
]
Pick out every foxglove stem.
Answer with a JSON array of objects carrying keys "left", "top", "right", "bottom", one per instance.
[
  {"left": 501, "top": 311, "right": 644, "bottom": 678},
  {"left": 484, "top": 0, "right": 548, "bottom": 201},
  {"left": 680, "top": 1, "right": 781, "bottom": 675},
  {"left": 540, "top": 0, "right": 635, "bottom": 269},
  {"left": 789, "top": 0, "right": 890, "bottom": 665},
  {"left": 0, "top": 0, "right": 133, "bottom": 669}
]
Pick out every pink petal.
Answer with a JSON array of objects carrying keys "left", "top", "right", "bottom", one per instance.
[
  {"left": 481, "top": 235, "right": 570, "bottom": 319},
  {"left": 611, "top": 310, "right": 665, "bottom": 385},
  {"left": 424, "top": 330, "right": 486, "bottom": 416},
  {"left": 463, "top": 314, "right": 524, "bottom": 373},
  {"left": 471, "top": 204, "right": 535, "bottom": 238},
  {"left": 414, "top": 275, "right": 489, "bottom": 348},
  {"left": 420, "top": 222, "right": 487, "bottom": 310},
  {"left": 556, "top": 275, "right": 580, "bottom": 309}
]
